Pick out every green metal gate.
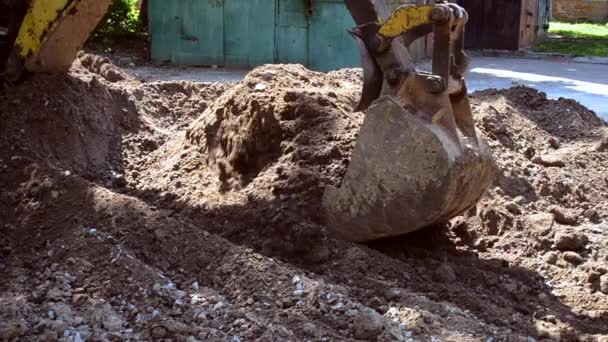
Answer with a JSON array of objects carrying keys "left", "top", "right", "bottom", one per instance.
[
  {"left": 308, "top": 0, "right": 360, "bottom": 71},
  {"left": 149, "top": 0, "right": 360, "bottom": 71},
  {"left": 149, "top": 0, "right": 224, "bottom": 65}
]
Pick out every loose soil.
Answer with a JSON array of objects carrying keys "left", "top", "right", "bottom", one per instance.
[{"left": 1, "top": 54, "right": 607, "bottom": 342}]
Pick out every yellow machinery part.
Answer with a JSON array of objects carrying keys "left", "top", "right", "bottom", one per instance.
[
  {"left": 6, "top": 0, "right": 111, "bottom": 79},
  {"left": 13, "top": 0, "right": 79, "bottom": 63},
  {"left": 379, "top": 5, "right": 434, "bottom": 38}
]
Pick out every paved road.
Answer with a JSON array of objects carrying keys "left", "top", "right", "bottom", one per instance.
[
  {"left": 464, "top": 57, "right": 608, "bottom": 119},
  {"left": 128, "top": 57, "right": 608, "bottom": 119}
]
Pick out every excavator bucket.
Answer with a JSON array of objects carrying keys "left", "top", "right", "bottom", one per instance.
[
  {"left": 322, "top": 1, "right": 496, "bottom": 242},
  {"left": 323, "top": 97, "right": 495, "bottom": 242}
]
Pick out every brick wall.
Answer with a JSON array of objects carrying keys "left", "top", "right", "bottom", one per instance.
[{"left": 552, "top": 0, "right": 608, "bottom": 22}]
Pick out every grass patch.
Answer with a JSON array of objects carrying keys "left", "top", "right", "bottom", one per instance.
[
  {"left": 535, "top": 40, "right": 608, "bottom": 56},
  {"left": 534, "top": 22, "right": 608, "bottom": 56},
  {"left": 548, "top": 22, "right": 608, "bottom": 39}
]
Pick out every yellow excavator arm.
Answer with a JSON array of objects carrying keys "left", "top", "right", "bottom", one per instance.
[{"left": 1, "top": 0, "right": 111, "bottom": 82}]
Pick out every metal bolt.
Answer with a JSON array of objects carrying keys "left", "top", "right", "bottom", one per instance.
[
  {"left": 426, "top": 76, "right": 445, "bottom": 93},
  {"left": 387, "top": 69, "right": 403, "bottom": 85},
  {"left": 431, "top": 6, "right": 450, "bottom": 23}
]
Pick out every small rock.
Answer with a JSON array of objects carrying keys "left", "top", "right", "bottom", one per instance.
[
  {"left": 76, "top": 325, "right": 91, "bottom": 340},
  {"left": 562, "top": 252, "right": 584, "bottom": 265},
  {"left": 345, "top": 309, "right": 359, "bottom": 317},
  {"left": 42, "top": 330, "right": 59, "bottom": 341},
  {"left": 386, "top": 288, "right": 401, "bottom": 300},
  {"left": 331, "top": 302, "right": 345, "bottom": 311},
  {"left": 524, "top": 146, "right": 536, "bottom": 160},
  {"left": 49, "top": 319, "right": 69, "bottom": 333},
  {"left": 353, "top": 309, "right": 385, "bottom": 340},
  {"left": 0, "top": 319, "right": 28, "bottom": 340},
  {"left": 50, "top": 303, "right": 74, "bottom": 325},
  {"left": 553, "top": 232, "right": 588, "bottom": 251},
  {"left": 102, "top": 314, "right": 123, "bottom": 332},
  {"left": 303, "top": 323, "right": 317, "bottom": 337},
  {"left": 213, "top": 302, "right": 224, "bottom": 311},
  {"left": 596, "top": 136, "right": 608, "bottom": 152},
  {"left": 46, "top": 287, "right": 64, "bottom": 301},
  {"left": 583, "top": 209, "right": 600, "bottom": 223},
  {"left": 163, "top": 320, "right": 192, "bottom": 334},
  {"left": 505, "top": 202, "right": 521, "bottom": 215},
  {"left": 513, "top": 196, "right": 528, "bottom": 205},
  {"left": 433, "top": 263, "right": 457, "bottom": 283},
  {"left": 74, "top": 316, "right": 84, "bottom": 326},
  {"left": 526, "top": 213, "right": 554, "bottom": 237},
  {"left": 112, "top": 174, "right": 127, "bottom": 187},
  {"left": 254, "top": 83, "right": 268, "bottom": 91},
  {"left": 600, "top": 275, "right": 608, "bottom": 294},
  {"left": 386, "top": 327, "right": 406, "bottom": 341},
  {"left": 548, "top": 137, "right": 560, "bottom": 149},
  {"left": 151, "top": 326, "right": 168, "bottom": 339},
  {"left": 544, "top": 252, "right": 559, "bottom": 265},
  {"left": 548, "top": 206, "right": 578, "bottom": 226},
  {"left": 332, "top": 285, "right": 349, "bottom": 297},
  {"left": 533, "top": 154, "right": 565, "bottom": 167},
  {"left": 72, "top": 294, "right": 88, "bottom": 306}
]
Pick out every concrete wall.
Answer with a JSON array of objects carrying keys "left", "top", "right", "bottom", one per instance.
[{"left": 552, "top": 0, "right": 608, "bottom": 22}]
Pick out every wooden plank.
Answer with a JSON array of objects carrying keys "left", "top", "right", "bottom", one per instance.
[
  {"left": 520, "top": 0, "right": 539, "bottom": 48},
  {"left": 224, "top": 0, "right": 276, "bottom": 68}
]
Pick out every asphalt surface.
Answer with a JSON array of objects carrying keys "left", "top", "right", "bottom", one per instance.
[{"left": 465, "top": 57, "right": 608, "bottom": 119}]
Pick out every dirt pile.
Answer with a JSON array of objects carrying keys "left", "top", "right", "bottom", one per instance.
[{"left": 1, "top": 56, "right": 608, "bottom": 341}]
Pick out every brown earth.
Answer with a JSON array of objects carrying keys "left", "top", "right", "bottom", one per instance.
[{"left": 1, "top": 54, "right": 608, "bottom": 342}]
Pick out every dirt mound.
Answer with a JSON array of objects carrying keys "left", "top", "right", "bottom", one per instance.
[
  {"left": 0, "top": 72, "right": 139, "bottom": 178},
  {"left": 473, "top": 86, "right": 606, "bottom": 140},
  {"left": 1, "top": 57, "right": 608, "bottom": 341},
  {"left": 185, "top": 64, "right": 360, "bottom": 192}
]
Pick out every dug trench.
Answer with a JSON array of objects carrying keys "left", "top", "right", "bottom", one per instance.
[{"left": 1, "top": 54, "right": 607, "bottom": 341}]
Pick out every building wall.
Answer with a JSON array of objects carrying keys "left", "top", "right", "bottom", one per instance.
[{"left": 552, "top": 0, "right": 608, "bottom": 22}]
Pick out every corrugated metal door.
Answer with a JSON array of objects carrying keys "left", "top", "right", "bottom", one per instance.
[
  {"left": 276, "top": 0, "right": 309, "bottom": 65},
  {"left": 308, "top": 0, "right": 360, "bottom": 71},
  {"left": 149, "top": 0, "right": 425, "bottom": 70},
  {"left": 224, "top": 0, "right": 276, "bottom": 67},
  {"left": 149, "top": 0, "right": 224, "bottom": 65}
]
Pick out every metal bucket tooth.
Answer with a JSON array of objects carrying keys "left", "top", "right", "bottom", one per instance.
[{"left": 323, "top": 96, "right": 496, "bottom": 242}]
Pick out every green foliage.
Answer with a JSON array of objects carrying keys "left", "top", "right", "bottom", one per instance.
[{"left": 90, "top": 0, "right": 142, "bottom": 44}]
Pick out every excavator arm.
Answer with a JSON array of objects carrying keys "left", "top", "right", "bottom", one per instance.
[{"left": 1, "top": 0, "right": 111, "bottom": 83}]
